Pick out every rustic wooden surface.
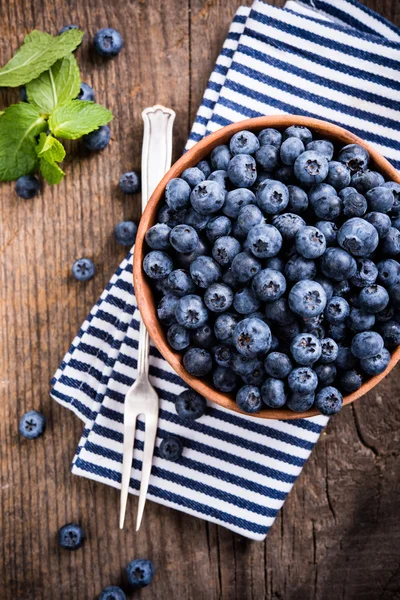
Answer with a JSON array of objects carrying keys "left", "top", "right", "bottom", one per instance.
[{"left": 1, "top": 0, "right": 400, "bottom": 598}]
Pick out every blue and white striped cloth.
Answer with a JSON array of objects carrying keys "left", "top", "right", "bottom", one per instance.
[{"left": 51, "top": 0, "right": 400, "bottom": 541}]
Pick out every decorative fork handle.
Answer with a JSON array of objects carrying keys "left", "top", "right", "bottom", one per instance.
[{"left": 137, "top": 106, "right": 176, "bottom": 377}]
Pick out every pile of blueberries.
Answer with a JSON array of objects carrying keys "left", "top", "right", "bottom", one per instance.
[{"left": 142, "top": 125, "right": 400, "bottom": 416}]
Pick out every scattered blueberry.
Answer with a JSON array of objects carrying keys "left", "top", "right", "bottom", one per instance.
[
  {"left": 126, "top": 559, "right": 155, "bottom": 589},
  {"left": 15, "top": 175, "right": 39, "bottom": 199},
  {"left": 119, "top": 171, "right": 140, "bottom": 194},
  {"left": 99, "top": 587, "right": 126, "bottom": 600},
  {"left": 114, "top": 221, "right": 137, "bottom": 246},
  {"left": 94, "top": 28, "right": 123, "bottom": 57},
  {"left": 72, "top": 258, "right": 95, "bottom": 281},
  {"left": 159, "top": 437, "right": 183, "bottom": 461},
  {"left": 83, "top": 125, "right": 110, "bottom": 151},
  {"left": 77, "top": 82, "right": 95, "bottom": 101},
  {"left": 58, "top": 523, "right": 85, "bottom": 550},
  {"left": 19, "top": 410, "right": 46, "bottom": 439}
]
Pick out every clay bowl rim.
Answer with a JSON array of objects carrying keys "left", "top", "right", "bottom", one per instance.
[{"left": 134, "top": 114, "right": 400, "bottom": 420}]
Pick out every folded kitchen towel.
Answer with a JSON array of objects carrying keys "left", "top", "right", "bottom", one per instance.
[{"left": 51, "top": 0, "right": 400, "bottom": 541}]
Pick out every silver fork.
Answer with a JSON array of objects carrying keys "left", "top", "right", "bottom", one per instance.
[{"left": 119, "top": 105, "right": 176, "bottom": 531}]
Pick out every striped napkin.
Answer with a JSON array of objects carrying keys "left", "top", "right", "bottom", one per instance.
[{"left": 51, "top": 0, "right": 400, "bottom": 541}]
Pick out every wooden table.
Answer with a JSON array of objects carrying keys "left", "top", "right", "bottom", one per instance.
[{"left": 1, "top": 1, "right": 400, "bottom": 598}]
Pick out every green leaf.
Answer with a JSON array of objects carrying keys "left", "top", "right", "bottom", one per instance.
[
  {"left": 48, "top": 99, "right": 113, "bottom": 139},
  {"left": 0, "top": 103, "right": 47, "bottom": 181},
  {"left": 26, "top": 53, "right": 81, "bottom": 113},
  {"left": 39, "top": 157, "right": 65, "bottom": 184},
  {"left": 0, "top": 29, "right": 84, "bottom": 87}
]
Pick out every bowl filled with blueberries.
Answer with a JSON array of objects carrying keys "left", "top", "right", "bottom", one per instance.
[{"left": 133, "top": 115, "right": 400, "bottom": 419}]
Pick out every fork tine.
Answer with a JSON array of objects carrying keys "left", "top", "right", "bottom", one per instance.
[
  {"left": 119, "top": 407, "right": 138, "bottom": 530},
  {"left": 136, "top": 410, "right": 159, "bottom": 531}
]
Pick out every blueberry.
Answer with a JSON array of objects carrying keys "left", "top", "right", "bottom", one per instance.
[
  {"left": 58, "top": 523, "right": 85, "bottom": 550},
  {"left": 287, "top": 185, "right": 308, "bottom": 214},
  {"left": 381, "top": 227, "right": 400, "bottom": 255},
  {"left": 285, "top": 254, "right": 316, "bottom": 283},
  {"left": 183, "top": 209, "right": 211, "bottom": 231},
  {"left": 309, "top": 182, "right": 337, "bottom": 204},
  {"left": 275, "top": 165, "right": 294, "bottom": 184},
  {"left": 233, "top": 317, "right": 271, "bottom": 357},
  {"left": 191, "top": 323, "right": 216, "bottom": 348},
  {"left": 196, "top": 160, "right": 211, "bottom": 179},
  {"left": 167, "top": 324, "right": 190, "bottom": 350},
  {"left": 175, "top": 389, "right": 206, "bottom": 420},
  {"left": 19, "top": 86, "right": 28, "bottom": 102},
  {"left": 169, "top": 224, "right": 199, "bottom": 254},
  {"left": 204, "top": 283, "right": 234, "bottom": 312},
  {"left": 294, "top": 150, "right": 328, "bottom": 184},
  {"left": 283, "top": 125, "right": 313, "bottom": 145},
  {"left": 326, "top": 161, "right": 351, "bottom": 190},
  {"left": 375, "top": 306, "right": 394, "bottom": 323},
  {"left": 287, "top": 392, "right": 315, "bottom": 412},
  {"left": 211, "top": 145, "right": 232, "bottom": 170},
  {"left": 213, "top": 366, "right": 238, "bottom": 392},
  {"left": 280, "top": 137, "right": 305, "bottom": 166},
  {"left": 77, "top": 82, "right": 95, "bottom": 101},
  {"left": 338, "top": 144, "right": 369, "bottom": 174},
  {"left": 290, "top": 333, "right": 321, "bottom": 365},
  {"left": 255, "top": 144, "right": 279, "bottom": 170},
  {"left": 175, "top": 238, "right": 208, "bottom": 269},
  {"left": 260, "top": 378, "right": 286, "bottom": 408},
  {"left": 278, "top": 319, "right": 302, "bottom": 343},
  {"left": 377, "top": 259, "right": 400, "bottom": 287},
  {"left": 359, "top": 284, "right": 389, "bottom": 314},
  {"left": 232, "top": 287, "right": 259, "bottom": 314},
  {"left": 295, "top": 225, "right": 326, "bottom": 259},
  {"left": 15, "top": 175, "right": 40, "bottom": 199},
  {"left": 246, "top": 224, "right": 282, "bottom": 258},
  {"left": 325, "top": 296, "right": 350, "bottom": 323},
  {"left": 288, "top": 367, "right": 318, "bottom": 393},
  {"left": 209, "top": 169, "right": 228, "bottom": 189},
  {"left": 221, "top": 268, "right": 241, "bottom": 291},
  {"left": 315, "top": 221, "right": 338, "bottom": 246},
  {"left": 258, "top": 128, "right": 282, "bottom": 148},
  {"left": 250, "top": 269, "right": 286, "bottom": 304},
  {"left": 157, "top": 293, "right": 179, "bottom": 325},
  {"left": 390, "top": 283, "right": 400, "bottom": 309},
  {"left": 313, "top": 194, "right": 342, "bottom": 220},
  {"left": 316, "top": 363, "right": 338, "bottom": 386},
  {"left": 212, "top": 236, "right": 241, "bottom": 267},
  {"left": 167, "top": 269, "right": 196, "bottom": 296},
  {"left": 143, "top": 251, "right": 173, "bottom": 279},
  {"left": 231, "top": 251, "right": 261, "bottom": 283},
  {"left": 60, "top": 24, "right": 80, "bottom": 33},
  {"left": 236, "top": 385, "right": 262, "bottom": 413},
  {"left": 314, "top": 276, "right": 334, "bottom": 301},
  {"left": 364, "top": 212, "right": 391, "bottom": 238},
  {"left": 230, "top": 130, "right": 260, "bottom": 155},
  {"left": 337, "top": 217, "right": 379, "bottom": 257},
  {"left": 114, "top": 221, "right": 137, "bottom": 246},
  {"left": 338, "top": 370, "right": 362, "bottom": 393},
  {"left": 99, "top": 587, "right": 126, "bottom": 600},
  {"left": 166, "top": 178, "right": 191, "bottom": 211},
  {"left": 190, "top": 256, "right": 221, "bottom": 288},
  {"left": 351, "top": 331, "right": 384, "bottom": 359},
  {"left": 19, "top": 410, "right": 46, "bottom": 439},
  {"left": 190, "top": 180, "right": 225, "bottom": 215},
  {"left": 223, "top": 188, "right": 255, "bottom": 218},
  {"left": 93, "top": 28, "right": 123, "bottom": 56},
  {"left": 335, "top": 344, "right": 357, "bottom": 370},
  {"left": 360, "top": 348, "right": 390, "bottom": 375},
  {"left": 384, "top": 182, "right": 400, "bottom": 214},
  {"left": 175, "top": 294, "right": 208, "bottom": 329},
  {"left": 365, "top": 186, "right": 393, "bottom": 213},
  {"left": 350, "top": 258, "right": 378, "bottom": 288},
  {"left": 264, "top": 352, "right": 292, "bottom": 378},
  {"left": 237, "top": 204, "right": 264, "bottom": 235},
  {"left": 158, "top": 205, "right": 185, "bottom": 228},
  {"left": 153, "top": 277, "right": 171, "bottom": 296},
  {"left": 332, "top": 279, "right": 350, "bottom": 298},
  {"left": 377, "top": 320, "right": 400, "bottom": 349},
  {"left": 320, "top": 248, "right": 357, "bottom": 281},
  {"left": 145, "top": 224, "right": 170, "bottom": 250},
  {"left": 289, "top": 280, "right": 327, "bottom": 318},
  {"left": 306, "top": 139, "right": 334, "bottom": 160},
  {"left": 272, "top": 213, "right": 305, "bottom": 242},
  {"left": 72, "top": 258, "right": 95, "bottom": 281},
  {"left": 213, "top": 344, "right": 232, "bottom": 367},
  {"left": 183, "top": 347, "right": 212, "bottom": 376},
  {"left": 181, "top": 167, "right": 206, "bottom": 188},
  {"left": 351, "top": 170, "right": 384, "bottom": 194},
  {"left": 315, "top": 386, "right": 343, "bottom": 415},
  {"left": 340, "top": 187, "right": 367, "bottom": 217},
  {"left": 214, "top": 313, "right": 239, "bottom": 342},
  {"left": 265, "top": 256, "right": 285, "bottom": 272},
  {"left": 205, "top": 216, "right": 231, "bottom": 243},
  {"left": 83, "top": 125, "right": 110, "bottom": 151},
  {"left": 302, "top": 315, "right": 325, "bottom": 340},
  {"left": 256, "top": 179, "right": 289, "bottom": 215},
  {"left": 227, "top": 154, "right": 257, "bottom": 188},
  {"left": 347, "top": 307, "right": 375, "bottom": 332}
]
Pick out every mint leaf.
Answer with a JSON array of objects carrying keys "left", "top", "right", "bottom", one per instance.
[
  {"left": 39, "top": 157, "right": 65, "bottom": 184},
  {"left": 48, "top": 100, "right": 113, "bottom": 139},
  {"left": 0, "top": 103, "right": 47, "bottom": 181},
  {"left": 0, "top": 29, "right": 83, "bottom": 87},
  {"left": 26, "top": 53, "right": 81, "bottom": 113}
]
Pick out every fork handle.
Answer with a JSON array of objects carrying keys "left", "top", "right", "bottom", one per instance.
[{"left": 136, "top": 105, "right": 176, "bottom": 378}]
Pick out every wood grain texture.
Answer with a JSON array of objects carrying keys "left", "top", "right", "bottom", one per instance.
[{"left": 0, "top": 0, "right": 399, "bottom": 598}]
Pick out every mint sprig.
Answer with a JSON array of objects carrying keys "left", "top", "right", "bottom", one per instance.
[{"left": 0, "top": 29, "right": 113, "bottom": 186}]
